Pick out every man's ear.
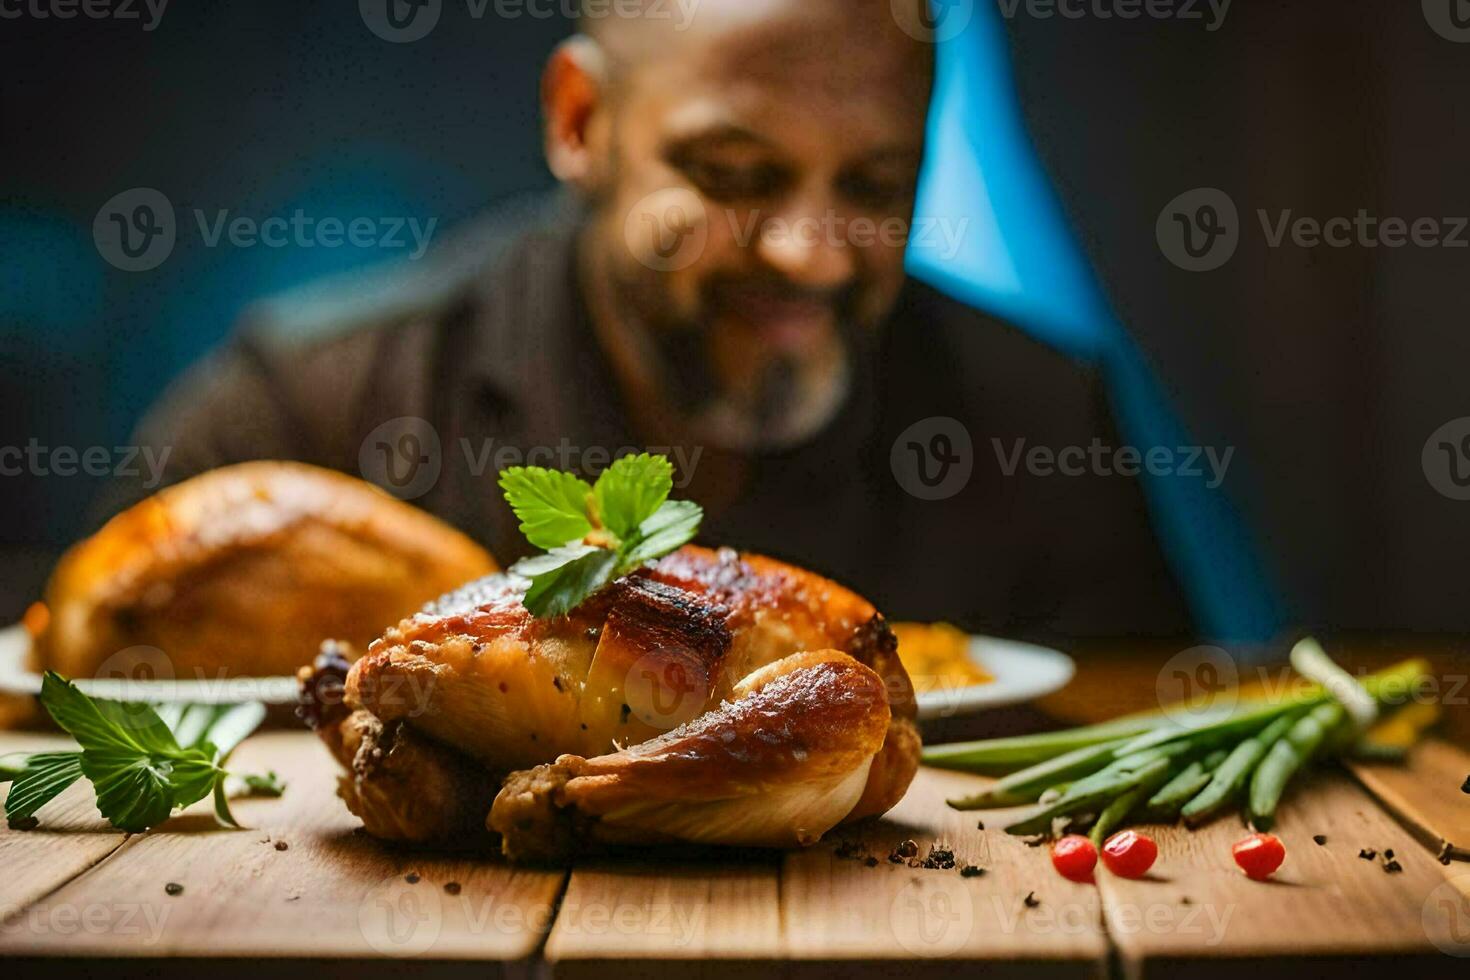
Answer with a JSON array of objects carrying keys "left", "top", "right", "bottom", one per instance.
[{"left": 542, "top": 36, "right": 606, "bottom": 186}]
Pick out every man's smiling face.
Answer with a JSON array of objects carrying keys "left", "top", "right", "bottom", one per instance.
[{"left": 560, "top": 1, "right": 934, "bottom": 449}]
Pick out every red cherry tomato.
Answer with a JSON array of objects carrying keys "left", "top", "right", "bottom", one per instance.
[
  {"left": 1232, "top": 832, "right": 1286, "bottom": 880},
  {"left": 1100, "top": 830, "right": 1158, "bottom": 879},
  {"left": 1050, "top": 834, "right": 1098, "bottom": 882}
]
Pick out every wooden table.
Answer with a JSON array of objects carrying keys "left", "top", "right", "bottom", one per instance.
[{"left": 3, "top": 654, "right": 1470, "bottom": 979}]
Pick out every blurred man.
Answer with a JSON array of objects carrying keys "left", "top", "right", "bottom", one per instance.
[{"left": 110, "top": 0, "right": 1190, "bottom": 641}]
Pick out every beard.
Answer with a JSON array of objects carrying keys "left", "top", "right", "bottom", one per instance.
[{"left": 622, "top": 269, "right": 873, "bottom": 452}]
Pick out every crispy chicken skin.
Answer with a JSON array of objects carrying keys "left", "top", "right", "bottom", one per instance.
[
  {"left": 490, "top": 651, "right": 890, "bottom": 862},
  {"left": 303, "top": 545, "right": 921, "bottom": 858},
  {"left": 35, "top": 461, "right": 496, "bottom": 682}
]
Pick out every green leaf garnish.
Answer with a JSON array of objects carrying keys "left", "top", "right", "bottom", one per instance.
[
  {"left": 499, "top": 467, "right": 595, "bottom": 550},
  {"left": 501, "top": 453, "right": 703, "bottom": 617},
  {"left": 2, "top": 673, "right": 275, "bottom": 833}
]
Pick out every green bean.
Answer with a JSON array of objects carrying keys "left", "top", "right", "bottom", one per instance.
[
  {"left": 1247, "top": 702, "right": 1345, "bottom": 831},
  {"left": 947, "top": 737, "right": 1132, "bottom": 809},
  {"left": 922, "top": 717, "right": 1159, "bottom": 774},
  {"left": 1006, "top": 756, "right": 1172, "bottom": 837},
  {"left": 1143, "top": 748, "right": 1230, "bottom": 821},
  {"left": 1180, "top": 712, "right": 1300, "bottom": 826},
  {"left": 1090, "top": 761, "right": 1173, "bottom": 845}
]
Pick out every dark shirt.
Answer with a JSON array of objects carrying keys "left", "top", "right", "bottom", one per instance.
[{"left": 106, "top": 194, "right": 1191, "bottom": 644}]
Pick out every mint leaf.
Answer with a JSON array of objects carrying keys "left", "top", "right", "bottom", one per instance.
[
  {"left": 499, "top": 467, "right": 595, "bottom": 549},
  {"left": 502, "top": 454, "right": 703, "bottom": 618},
  {"left": 4, "top": 752, "right": 84, "bottom": 823},
  {"left": 623, "top": 500, "right": 704, "bottom": 568},
  {"left": 594, "top": 453, "right": 673, "bottom": 540},
  {"left": 520, "top": 547, "right": 620, "bottom": 618},
  {"left": 32, "top": 673, "right": 258, "bottom": 832},
  {"left": 41, "top": 671, "right": 181, "bottom": 758}
]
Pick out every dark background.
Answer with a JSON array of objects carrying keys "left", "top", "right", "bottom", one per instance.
[{"left": 2, "top": 1, "right": 1468, "bottom": 637}]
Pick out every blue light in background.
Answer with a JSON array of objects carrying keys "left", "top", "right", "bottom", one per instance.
[{"left": 907, "top": 2, "right": 1280, "bottom": 644}]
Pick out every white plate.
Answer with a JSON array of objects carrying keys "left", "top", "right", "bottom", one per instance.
[
  {"left": 0, "top": 623, "right": 1072, "bottom": 716},
  {"left": 913, "top": 635, "right": 1076, "bottom": 720},
  {"left": 0, "top": 624, "right": 299, "bottom": 705}
]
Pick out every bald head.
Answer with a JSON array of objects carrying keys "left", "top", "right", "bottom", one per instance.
[{"left": 577, "top": 0, "right": 935, "bottom": 88}]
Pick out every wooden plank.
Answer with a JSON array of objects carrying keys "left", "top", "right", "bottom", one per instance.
[
  {"left": 0, "top": 733, "right": 132, "bottom": 921},
  {"left": 544, "top": 854, "right": 782, "bottom": 980},
  {"left": 1348, "top": 738, "right": 1470, "bottom": 862},
  {"left": 1094, "top": 771, "right": 1470, "bottom": 979},
  {"left": 779, "top": 767, "right": 1107, "bottom": 979},
  {"left": 0, "top": 732, "right": 565, "bottom": 972}
]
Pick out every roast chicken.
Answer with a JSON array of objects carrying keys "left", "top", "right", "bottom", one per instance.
[
  {"left": 31, "top": 461, "right": 497, "bottom": 683},
  {"left": 301, "top": 545, "right": 920, "bottom": 862}
]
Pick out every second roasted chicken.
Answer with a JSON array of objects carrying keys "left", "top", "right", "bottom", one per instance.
[{"left": 302, "top": 544, "right": 920, "bottom": 862}]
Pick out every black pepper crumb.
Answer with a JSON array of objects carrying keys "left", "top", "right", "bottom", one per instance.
[
  {"left": 888, "top": 854, "right": 904, "bottom": 864},
  {"left": 619, "top": 704, "right": 631, "bottom": 723},
  {"left": 1312, "top": 835, "right": 1327, "bottom": 846},
  {"left": 553, "top": 677, "right": 564, "bottom": 692},
  {"left": 1437, "top": 842, "right": 1454, "bottom": 866},
  {"left": 405, "top": 872, "right": 421, "bottom": 884},
  {"left": 896, "top": 839, "right": 919, "bottom": 859},
  {"left": 444, "top": 882, "right": 462, "bottom": 895},
  {"left": 1358, "top": 848, "right": 1377, "bottom": 860},
  {"left": 1461, "top": 775, "right": 1470, "bottom": 794},
  {"left": 1023, "top": 891, "right": 1040, "bottom": 908},
  {"left": 1383, "top": 859, "right": 1403, "bottom": 873},
  {"left": 864, "top": 856, "right": 879, "bottom": 868},
  {"left": 580, "top": 723, "right": 588, "bottom": 730},
  {"left": 1180, "top": 897, "right": 1192, "bottom": 905},
  {"left": 274, "top": 841, "right": 289, "bottom": 851},
  {"left": 529, "top": 733, "right": 538, "bottom": 742},
  {"left": 959, "top": 865, "right": 985, "bottom": 878},
  {"left": 975, "top": 820, "right": 985, "bottom": 831},
  {"left": 923, "top": 845, "right": 956, "bottom": 870},
  {"left": 8, "top": 816, "right": 39, "bottom": 831},
  {"left": 1384, "top": 848, "right": 1395, "bottom": 860},
  {"left": 165, "top": 883, "right": 184, "bottom": 896}
]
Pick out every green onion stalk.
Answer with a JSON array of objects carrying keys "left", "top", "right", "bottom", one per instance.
[{"left": 925, "top": 654, "right": 1431, "bottom": 839}]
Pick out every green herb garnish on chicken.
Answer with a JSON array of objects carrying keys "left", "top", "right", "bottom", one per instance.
[{"left": 499, "top": 453, "right": 703, "bottom": 617}]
